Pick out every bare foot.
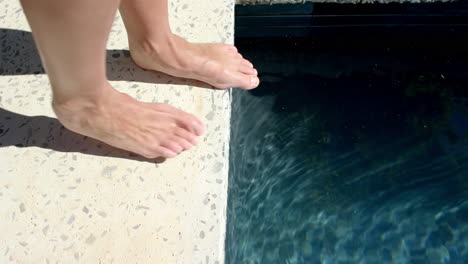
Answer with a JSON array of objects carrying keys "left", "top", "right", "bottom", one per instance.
[
  {"left": 52, "top": 83, "right": 204, "bottom": 159},
  {"left": 129, "top": 34, "right": 260, "bottom": 90}
]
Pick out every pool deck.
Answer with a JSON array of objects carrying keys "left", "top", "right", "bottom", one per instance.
[{"left": 0, "top": 0, "right": 232, "bottom": 263}]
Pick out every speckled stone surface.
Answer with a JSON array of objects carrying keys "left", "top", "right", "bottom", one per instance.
[
  {"left": 237, "top": 0, "right": 451, "bottom": 4},
  {"left": 0, "top": 0, "right": 233, "bottom": 263}
]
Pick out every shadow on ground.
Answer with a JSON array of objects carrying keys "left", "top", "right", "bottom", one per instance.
[
  {"left": 0, "top": 28, "right": 213, "bottom": 88},
  {"left": 0, "top": 108, "right": 164, "bottom": 162},
  {"left": 0, "top": 28, "right": 215, "bottom": 161}
]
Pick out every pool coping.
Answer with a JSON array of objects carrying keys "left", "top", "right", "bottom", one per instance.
[{"left": 0, "top": 0, "right": 233, "bottom": 263}]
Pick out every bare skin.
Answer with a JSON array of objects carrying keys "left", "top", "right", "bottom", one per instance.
[
  {"left": 20, "top": 0, "right": 257, "bottom": 159},
  {"left": 54, "top": 84, "right": 203, "bottom": 158},
  {"left": 130, "top": 36, "right": 260, "bottom": 90},
  {"left": 119, "top": 0, "right": 259, "bottom": 90}
]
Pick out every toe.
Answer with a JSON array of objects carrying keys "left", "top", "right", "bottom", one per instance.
[
  {"left": 225, "top": 44, "right": 238, "bottom": 53},
  {"left": 174, "top": 136, "right": 194, "bottom": 151},
  {"left": 144, "top": 144, "right": 178, "bottom": 159},
  {"left": 161, "top": 140, "right": 184, "bottom": 155},
  {"left": 242, "top": 59, "right": 254, "bottom": 68},
  {"left": 174, "top": 127, "right": 199, "bottom": 145},
  {"left": 248, "top": 75, "right": 260, "bottom": 89},
  {"left": 157, "top": 147, "right": 179, "bottom": 159},
  {"left": 230, "top": 71, "right": 260, "bottom": 90},
  {"left": 157, "top": 104, "right": 204, "bottom": 136},
  {"left": 174, "top": 112, "right": 205, "bottom": 136},
  {"left": 240, "top": 64, "right": 256, "bottom": 75}
]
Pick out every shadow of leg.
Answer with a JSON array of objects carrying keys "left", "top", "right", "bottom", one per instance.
[
  {"left": 0, "top": 28, "right": 214, "bottom": 89},
  {"left": 0, "top": 107, "right": 165, "bottom": 163}
]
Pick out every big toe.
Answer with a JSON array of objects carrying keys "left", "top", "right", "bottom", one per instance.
[
  {"left": 240, "top": 64, "right": 258, "bottom": 76},
  {"left": 247, "top": 75, "right": 260, "bottom": 89},
  {"left": 232, "top": 72, "right": 259, "bottom": 90}
]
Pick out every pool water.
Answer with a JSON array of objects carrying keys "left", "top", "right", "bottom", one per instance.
[{"left": 226, "top": 34, "right": 468, "bottom": 264}]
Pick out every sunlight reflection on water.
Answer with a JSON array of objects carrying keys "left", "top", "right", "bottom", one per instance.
[{"left": 226, "top": 38, "right": 468, "bottom": 263}]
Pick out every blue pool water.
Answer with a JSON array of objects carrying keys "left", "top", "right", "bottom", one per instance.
[{"left": 226, "top": 35, "right": 468, "bottom": 264}]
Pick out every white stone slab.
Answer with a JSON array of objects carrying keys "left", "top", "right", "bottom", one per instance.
[
  {"left": 236, "top": 0, "right": 449, "bottom": 4},
  {"left": 0, "top": 0, "right": 233, "bottom": 263}
]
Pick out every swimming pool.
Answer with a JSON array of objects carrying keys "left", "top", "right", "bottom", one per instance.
[{"left": 226, "top": 35, "right": 468, "bottom": 263}]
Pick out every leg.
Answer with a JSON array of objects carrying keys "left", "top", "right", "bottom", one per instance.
[
  {"left": 20, "top": 0, "right": 204, "bottom": 158},
  {"left": 119, "top": 0, "right": 260, "bottom": 90}
]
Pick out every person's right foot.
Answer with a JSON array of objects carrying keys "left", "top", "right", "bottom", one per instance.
[{"left": 53, "top": 83, "right": 204, "bottom": 159}]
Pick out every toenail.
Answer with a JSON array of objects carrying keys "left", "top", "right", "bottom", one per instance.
[
  {"left": 253, "top": 69, "right": 258, "bottom": 75},
  {"left": 250, "top": 76, "right": 258, "bottom": 86}
]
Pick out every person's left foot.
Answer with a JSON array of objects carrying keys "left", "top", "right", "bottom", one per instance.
[{"left": 129, "top": 33, "right": 260, "bottom": 90}]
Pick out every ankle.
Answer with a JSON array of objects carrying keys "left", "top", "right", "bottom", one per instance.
[
  {"left": 51, "top": 82, "right": 115, "bottom": 118},
  {"left": 130, "top": 33, "right": 193, "bottom": 72}
]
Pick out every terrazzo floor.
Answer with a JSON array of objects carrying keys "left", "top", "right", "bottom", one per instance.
[{"left": 0, "top": 0, "right": 234, "bottom": 263}]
